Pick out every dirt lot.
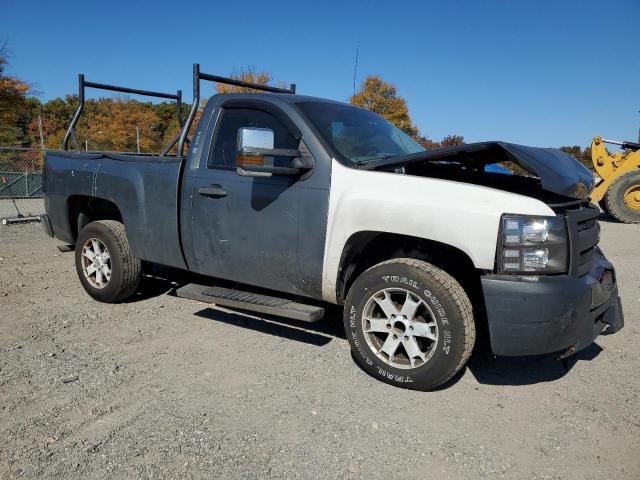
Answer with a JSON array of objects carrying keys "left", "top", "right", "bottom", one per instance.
[{"left": 0, "top": 220, "right": 639, "bottom": 479}]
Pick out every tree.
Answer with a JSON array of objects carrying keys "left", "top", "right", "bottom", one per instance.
[
  {"left": 151, "top": 101, "right": 189, "bottom": 141},
  {"left": 0, "top": 43, "right": 32, "bottom": 146},
  {"left": 350, "top": 75, "right": 418, "bottom": 137},
  {"left": 440, "top": 135, "right": 465, "bottom": 147},
  {"left": 215, "top": 67, "right": 286, "bottom": 94},
  {"left": 83, "top": 98, "right": 162, "bottom": 152},
  {"left": 415, "top": 134, "right": 465, "bottom": 149},
  {"left": 26, "top": 95, "right": 75, "bottom": 148},
  {"left": 415, "top": 135, "right": 440, "bottom": 149}
]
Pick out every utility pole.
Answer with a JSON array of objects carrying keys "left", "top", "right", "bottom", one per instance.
[
  {"left": 37, "top": 115, "right": 45, "bottom": 150},
  {"left": 85, "top": 140, "right": 88, "bottom": 151},
  {"left": 353, "top": 41, "right": 359, "bottom": 98},
  {"left": 136, "top": 126, "right": 141, "bottom": 153}
]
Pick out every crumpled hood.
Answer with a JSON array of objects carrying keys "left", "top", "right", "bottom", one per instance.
[
  {"left": 498, "top": 143, "right": 594, "bottom": 199},
  {"left": 361, "top": 142, "right": 595, "bottom": 200}
]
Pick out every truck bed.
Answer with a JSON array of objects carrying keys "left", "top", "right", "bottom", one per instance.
[{"left": 44, "top": 151, "right": 187, "bottom": 269}]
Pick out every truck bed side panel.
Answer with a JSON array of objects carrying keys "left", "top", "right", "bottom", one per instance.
[
  {"left": 44, "top": 153, "right": 100, "bottom": 244},
  {"left": 94, "top": 157, "right": 186, "bottom": 269},
  {"left": 44, "top": 152, "right": 186, "bottom": 270}
]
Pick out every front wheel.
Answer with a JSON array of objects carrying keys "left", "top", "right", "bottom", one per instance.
[
  {"left": 75, "top": 220, "right": 141, "bottom": 303},
  {"left": 344, "top": 258, "right": 475, "bottom": 390}
]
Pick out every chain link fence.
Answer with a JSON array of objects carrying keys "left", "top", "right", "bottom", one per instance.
[{"left": 0, "top": 147, "right": 45, "bottom": 224}]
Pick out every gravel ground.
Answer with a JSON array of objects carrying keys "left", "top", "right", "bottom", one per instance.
[{"left": 0, "top": 219, "right": 639, "bottom": 479}]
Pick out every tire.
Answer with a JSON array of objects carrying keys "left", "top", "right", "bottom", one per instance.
[
  {"left": 75, "top": 220, "right": 141, "bottom": 303},
  {"left": 604, "top": 171, "right": 640, "bottom": 224},
  {"left": 598, "top": 199, "right": 610, "bottom": 217},
  {"left": 344, "top": 258, "right": 475, "bottom": 391}
]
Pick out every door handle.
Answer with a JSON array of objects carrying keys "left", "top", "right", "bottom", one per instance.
[{"left": 198, "top": 185, "right": 227, "bottom": 198}]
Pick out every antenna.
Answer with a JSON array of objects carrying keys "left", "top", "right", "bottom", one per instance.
[{"left": 353, "top": 41, "right": 359, "bottom": 97}]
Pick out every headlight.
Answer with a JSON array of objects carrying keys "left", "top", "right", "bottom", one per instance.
[{"left": 498, "top": 215, "right": 568, "bottom": 274}]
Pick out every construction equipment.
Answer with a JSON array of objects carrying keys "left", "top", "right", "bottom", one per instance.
[{"left": 590, "top": 136, "right": 640, "bottom": 223}]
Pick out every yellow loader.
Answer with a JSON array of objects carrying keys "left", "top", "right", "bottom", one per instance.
[{"left": 590, "top": 136, "right": 640, "bottom": 223}]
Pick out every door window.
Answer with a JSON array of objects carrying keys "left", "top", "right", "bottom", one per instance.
[{"left": 209, "top": 108, "right": 298, "bottom": 168}]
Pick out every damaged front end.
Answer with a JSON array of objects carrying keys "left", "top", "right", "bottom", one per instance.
[
  {"left": 361, "top": 141, "right": 595, "bottom": 205},
  {"left": 481, "top": 204, "right": 624, "bottom": 357},
  {"left": 362, "top": 142, "right": 624, "bottom": 357}
]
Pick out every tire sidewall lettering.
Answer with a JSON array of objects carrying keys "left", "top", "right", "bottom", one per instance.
[{"left": 350, "top": 305, "right": 373, "bottom": 366}]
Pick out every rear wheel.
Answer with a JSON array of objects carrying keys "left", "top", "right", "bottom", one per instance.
[
  {"left": 604, "top": 171, "right": 640, "bottom": 224},
  {"left": 344, "top": 258, "right": 475, "bottom": 390},
  {"left": 75, "top": 220, "right": 141, "bottom": 303}
]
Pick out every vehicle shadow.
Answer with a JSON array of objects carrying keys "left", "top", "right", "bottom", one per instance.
[
  {"left": 127, "top": 265, "right": 605, "bottom": 389},
  {"left": 128, "top": 264, "right": 345, "bottom": 345},
  {"left": 124, "top": 275, "right": 180, "bottom": 302},
  {"left": 193, "top": 308, "right": 341, "bottom": 347},
  {"left": 123, "top": 263, "right": 214, "bottom": 303},
  {"left": 466, "top": 342, "right": 603, "bottom": 386},
  {"left": 191, "top": 306, "right": 604, "bottom": 389},
  {"left": 597, "top": 212, "right": 620, "bottom": 224}
]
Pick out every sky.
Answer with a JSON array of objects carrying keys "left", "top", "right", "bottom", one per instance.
[{"left": 2, "top": 0, "right": 639, "bottom": 148}]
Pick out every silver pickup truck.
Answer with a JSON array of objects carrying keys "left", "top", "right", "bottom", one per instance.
[{"left": 42, "top": 64, "right": 624, "bottom": 390}]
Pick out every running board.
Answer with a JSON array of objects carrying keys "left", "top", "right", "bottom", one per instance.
[{"left": 175, "top": 283, "right": 324, "bottom": 323}]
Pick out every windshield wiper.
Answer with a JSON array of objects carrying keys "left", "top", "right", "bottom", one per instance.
[{"left": 354, "top": 153, "right": 396, "bottom": 166}]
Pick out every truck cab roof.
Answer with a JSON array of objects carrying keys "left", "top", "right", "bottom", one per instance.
[{"left": 208, "top": 92, "right": 353, "bottom": 107}]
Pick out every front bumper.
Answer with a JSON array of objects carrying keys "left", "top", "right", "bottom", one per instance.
[
  {"left": 481, "top": 248, "right": 624, "bottom": 356},
  {"left": 41, "top": 213, "right": 54, "bottom": 238}
]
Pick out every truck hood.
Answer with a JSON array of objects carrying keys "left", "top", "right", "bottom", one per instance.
[{"left": 359, "top": 142, "right": 594, "bottom": 200}]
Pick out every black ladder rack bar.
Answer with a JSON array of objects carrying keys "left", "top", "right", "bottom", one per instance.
[
  {"left": 199, "top": 72, "right": 296, "bottom": 94},
  {"left": 83, "top": 80, "right": 182, "bottom": 100},
  {"left": 63, "top": 74, "right": 183, "bottom": 151},
  {"left": 176, "top": 64, "right": 296, "bottom": 157}
]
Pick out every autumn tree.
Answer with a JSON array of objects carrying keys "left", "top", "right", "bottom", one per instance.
[
  {"left": 80, "top": 98, "right": 162, "bottom": 152},
  {"left": 415, "top": 135, "right": 440, "bottom": 149},
  {"left": 151, "top": 101, "right": 190, "bottom": 141},
  {"left": 350, "top": 75, "right": 418, "bottom": 137},
  {"left": 40, "top": 96, "right": 77, "bottom": 132},
  {"left": 25, "top": 95, "right": 78, "bottom": 148},
  {"left": 440, "top": 135, "right": 465, "bottom": 147},
  {"left": 215, "top": 67, "right": 287, "bottom": 94},
  {"left": 0, "top": 43, "right": 33, "bottom": 146},
  {"left": 416, "top": 134, "right": 465, "bottom": 149}
]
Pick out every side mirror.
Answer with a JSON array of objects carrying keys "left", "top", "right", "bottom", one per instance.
[{"left": 236, "top": 127, "right": 311, "bottom": 177}]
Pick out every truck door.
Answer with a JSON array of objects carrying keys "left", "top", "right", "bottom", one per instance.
[{"left": 189, "top": 104, "right": 319, "bottom": 297}]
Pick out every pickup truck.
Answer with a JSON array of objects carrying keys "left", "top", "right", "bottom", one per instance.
[{"left": 42, "top": 65, "right": 624, "bottom": 390}]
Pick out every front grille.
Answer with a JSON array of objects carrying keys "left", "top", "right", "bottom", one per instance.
[
  {"left": 579, "top": 248, "right": 594, "bottom": 266},
  {"left": 578, "top": 218, "right": 596, "bottom": 232},
  {"left": 563, "top": 203, "right": 600, "bottom": 276}
]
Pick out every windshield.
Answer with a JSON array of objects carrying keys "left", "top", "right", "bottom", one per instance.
[{"left": 296, "top": 101, "right": 425, "bottom": 164}]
